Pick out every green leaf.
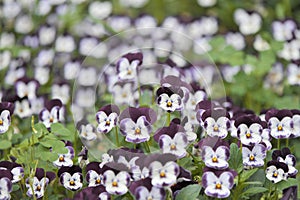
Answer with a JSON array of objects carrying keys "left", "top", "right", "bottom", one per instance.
[
  {"left": 175, "top": 184, "right": 202, "bottom": 200},
  {"left": 276, "top": 178, "right": 298, "bottom": 191},
  {"left": 228, "top": 143, "right": 243, "bottom": 173},
  {"left": 0, "top": 140, "right": 12, "bottom": 150},
  {"left": 242, "top": 187, "right": 268, "bottom": 196},
  {"left": 240, "top": 168, "right": 259, "bottom": 182},
  {"left": 50, "top": 123, "right": 74, "bottom": 141}
]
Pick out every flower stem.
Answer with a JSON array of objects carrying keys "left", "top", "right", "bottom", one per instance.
[
  {"left": 286, "top": 138, "right": 289, "bottom": 147},
  {"left": 115, "top": 127, "right": 120, "bottom": 147},
  {"left": 167, "top": 112, "right": 171, "bottom": 126},
  {"left": 144, "top": 141, "right": 151, "bottom": 153},
  {"left": 277, "top": 139, "right": 280, "bottom": 149}
]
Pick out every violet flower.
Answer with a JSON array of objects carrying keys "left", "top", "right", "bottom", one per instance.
[
  {"left": 159, "top": 132, "right": 188, "bottom": 158},
  {"left": 39, "top": 99, "right": 64, "bottom": 128},
  {"left": 0, "top": 161, "right": 24, "bottom": 183},
  {"left": 202, "top": 170, "right": 235, "bottom": 198},
  {"left": 242, "top": 144, "right": 266, "bottom": 168},
  {"left": 116, "top": 52, "right": 143, "bottom": 81},
  {"left": 103, "top": 170, "right": 130, "bottom": 195},
  {"left": 156, "top": 86, "right": 184, "bottom": 112},
  {"left": 149, "top": 161, "right": 179, "bottom": 188},
  {"left": 266, "top": 160, "right": 288, "bottom": 183},
  {"left": 58, "top": 165, "right": 83, "bottom": 191},
  {"left": 265, "top": 109, "right": 293, "bottom": 139},
  {"left": 0, "top": 102, "right": 14, "bottom": 134},
  {"left": 119, "top": 107, "right": 157, "bottom": 143},
  {"left": 53, "top": 141, "right": 74, "bottom": 168},
  {"left": 25, "top": 168, "right": 55, "bottom": 199},
  {"left": 0, "top": 170, "right": 13, "bottom": 200},
  {"left": 272, "top": 148, "right": 298, "bottom": 177},
  {"left": 96, "top": 104, "right": 120, "bottom": 134},
  {"left": 15, "top": 77, "right": 39, "bottom": 100}
]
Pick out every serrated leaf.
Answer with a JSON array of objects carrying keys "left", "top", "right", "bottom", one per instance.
[
  {"left": 228, "top": 143, "right": 243, "bottom": 173},
  {"left": 175, "top": 184, "right": 202, "bottom": 200},
  {"left": 276, "top": 178, "right": 298, "bottom": 191},
  {"left": 242, "top": 187, "right": 268, "bottom": 196},
  {"left": 0, "top": 140, "right": 12, "bottom": 149}
]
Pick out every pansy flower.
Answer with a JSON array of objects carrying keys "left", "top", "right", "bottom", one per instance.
[
  {"left": 103, "top": 170, "right": 130, "bottom": 195},
  {"left": 159, "top": 132, "right": 188, "bottom": 158},
  {"left": 25, "top": 168, "right": 55, "bottom": 199},
  {"left": 77, "top": 146, "right": 89, "bottom": 167},
  {"left": 234, "top": 9, "right": 262, "bottom": 35},
  {"left": 0, "top": 170, "right": 13, "bottom": 200},
  {"left": 200, "top": 108, "right": 231, "bottom": 139},
  {"left": 15, "top": 77, "right": 39, "bottom": 100},
  {"left": 58, "top": 165, "right": 83, "bottom": 191},
  {"left": 156, "top": 86, "right": 184, "bottom": 112},
  {"left": 73, "top": 185, "right": 110, "bottom": 200},
  {"left": 272, "top": 20, "right": 297, "bottom": 42},
  {"left": 112, "top": 82, "right": 137, "bottom": 106},
  {"left": 116, "top": 52, "right": 143, "bottom": 80},
  {"left": 0, "top": 102, "right": 14, "bottom": 134},
  {"left": 202, "top": 169, "right": 235, "bottom": 199},
  {"left": 287, "top": 62, "right": 300, "bottom": 86},
  {"left": 53, "top": 141, "right": 74, "bottom": 167},
  {"left": 55, "top": 34, "right": 76, "bottom": 53},
  {"left": 242, "top": 144, "right": 266, "bottom": 168},
  {"left": 100, "top": 153, "right": 114, "bottom": 168},
  {"left": 202, "top": 144, "right": 230, "bottom": 170},
  {"left": 86, "top": 162, "right": 108, "bottom": 187},
  {"left": 119, "top": 107, "right": 157, "bottom": 143},
  {"left": 96, "top": 104, "right": 120, "bottom": 134},
  {"left": 266, "top": 160, "right": 288, "bottom": 183},
  {"left": 272, "top": 148, "right": 298, "bottom": 177},
  {"left": 0, "top": 161, "right": 24, "bottom": 183},
  {"left": 14, "top": 98, "right": 32, "bottom": 118},
  {"left": 149, "top": 161, "right": 179, "bottom": 188},
  {"left": 51, "top": 81, "right": 70, "bottom": 104},
  {"left": 39, "top": 99, "right": 64, "bottom": 128},
  {"left": 265, "top": 109, "right": 293, "bottom": 139},
  {"left": 234, "top": 114, "right": 263, "bottom": 146},
  {"left": 131, "top": 178, "right": 165, "bottom": 200},
  {"left": 77, "top": 121, "right": 97, "bottom": 141},
  {"left": 291, "top": 109, "right": 300, "bottom": 138},
  {"left": 38, "top": 24, "right": 56, "bottom": 46}
]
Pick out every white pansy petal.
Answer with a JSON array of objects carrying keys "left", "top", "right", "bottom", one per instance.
[
  {"left": 205, "top": 185, "right": 230, "bottom": 198},
  {"left": 202, "top": 171, "right": 218, "bottom": 188},
  {"left": 202, "top": 146, "right": 214, "bottom": 161},
  {"left": 116, "top": 171, "right": 130, "bottom": 186},
  {"left": 174, "top": 132, "right": 188, "bottom": 148}
]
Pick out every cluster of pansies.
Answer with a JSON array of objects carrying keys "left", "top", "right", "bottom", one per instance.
[{"left": 1, "top": 0, "right": 300, "bottom": 199}]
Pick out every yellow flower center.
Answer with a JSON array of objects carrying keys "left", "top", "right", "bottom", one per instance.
[
  {"left": 277, "top": 125, "right": 283, "bottom": 131},
  {"left": 106, "top": 120, "right": 110, "bottom": 126},
  {"left": 215, "top": 183, "right": 222, "bottom": 189},
  {"left": 70, "top": 181, "right": 75, "bottom": 186},
  {"left": 249, "top": 155, "right": 255, "bottom": 161},
  {"left": 59, "top": 156, "right": 64, "bottom": 162},
  {"left": 0, "top": 119, "right": 3, "bottom": 125},
  {"left": 170, "top": 144, "right": 176, "bottom": 150},
  {"left": 212, "top": 157, "right": 218, "bottom": 163},
  {"left": 135, "top": 128, "right": 141, "bottom": 134},
  {"left": 213, "top": 126, "right": 219, "bottom": 132},
  {"left": 112, "top": 181, "right": 118, "bottom": 187},
  {"left": 50, "top": 117, "right": 54, "bottom": 123},
  {"left": 246, "top": 132, "right": 251, "bottom": 138},
  {"left": 273, "top": 172, "right": 278, "bottom": 177},
  {"left": 36, "top": 185, "right": 41, "bottom": 191},
  {"left": 127, "top": 70, "right": 132, "bottom": 75},
  {"left": 160, "top": 171, "right": 166, "bottom": 178},
  {"left": 167, "top": 101, "right": 172, "bottom": 107},
  {"left": 96, "top": 179, "right": 101, "bottom": 184}
]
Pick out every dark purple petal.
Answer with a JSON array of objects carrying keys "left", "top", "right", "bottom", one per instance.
[
  {"left": 98, "top": 104, "right": 120, "bottom": 116},
  {"left": 45, "top": 99, "right": 63, "bottom": 111},
  {"left": 153, "top": 119, "right": 185, "bottom": 142},
  {"left": 0, "top": 102, "right": 15, "bottom": 114},
  {"left": 0, "top": 169, "right": 13, "bottom": 180},
  {"left": 58, "top": 165, "right": 82, "bottom": 177},
  {"left": 267, "top": 161, "right": 289, "bottom": 173}
]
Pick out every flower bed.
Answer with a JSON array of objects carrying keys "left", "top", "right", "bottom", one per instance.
[{"left": 0, "top": 0, "right": 300, "bottom": 199}]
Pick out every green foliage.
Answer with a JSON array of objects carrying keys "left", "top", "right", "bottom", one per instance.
[
  {"left": 175, "top": 184, "right": 202, "bottom": 200},
  {"left": 228, "top": 143, "right": 243, "bottom": 173}
]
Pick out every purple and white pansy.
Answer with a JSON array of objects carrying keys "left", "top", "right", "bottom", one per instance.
[
  {"left": 200, "top": 108, "right": 231, "bottom": 139},
  {"left": 265, "top": 109, "right": 293, "bottom": 139},
  {"left": 39, "top": 99, "right": 64, "bottom": 128},
  {"left": 158, "top": 132, "right": 188, "bottom": 158},
  {"left": 234, "top": 114, "right": 264, "bottom": 146},
  {"left": 156, "top": 86, "right": 184, "bottom": 112},
  {"left": 15, "top": 77, "right": 39, "bottom": 101},
  {"left": 96, "top": 104, "right": 120, "bottom": 134},
  {"left": 119, "top": 107, "right": 156, "bottom": 143},
  {"left": 202, "top": 145, "right": 230, "bottom": 170},
  {"left": 149, "top": 161, "right": 179, "bottom": 188},
  {"left": 0, "top": 161, "right": 24, "bottom": 183},
  {"left": 103, "top": 170, "right": 130, "bottom": 195},
  {"left": 53, "top": 141, "right": 74, "bottom": 167},
  {"left": 58, "top": 165, "right": 83, "bottom": 191},
  {"left": 242, "top": 144, "right": 267, "bottom": 168},
  {"left": 116, "top": 52, "right": 143, "bottom": 81},
  {"left": 86, "top": 162, "right": 106, "bottom": 187},
  {"left": 0, "top": 170, "right": 13, "bottom": 200},
  {"left": 202, "top": 170, "right": 235, "bottom": 199},
  {"left": 266, "top": 160, "right": 288, "bottom": 183},
  {"left": 25, "top": 168, "right": 55, "bottom": 199},
  {"left": 272, "top": 148, "right": 298, "bottom": 177},
  {"left": 0, "top": 102, "right": 14, "bottom": 134}
]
